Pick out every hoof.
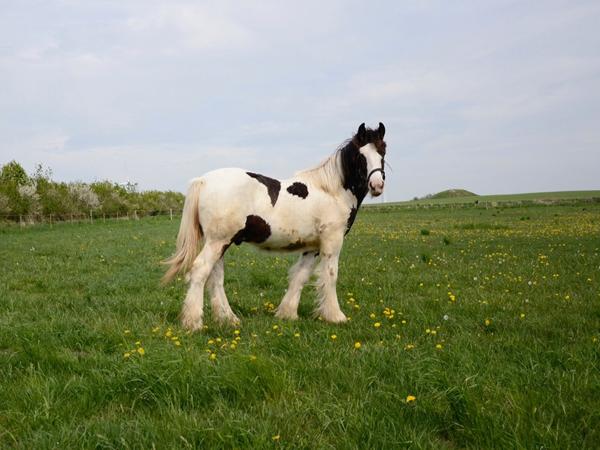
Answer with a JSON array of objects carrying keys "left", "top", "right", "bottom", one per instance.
[
  {"left": 275, "top": 307, "right": 299, "bottom": 320},
  {"left": 181, "top": 315, "right": 203, "bottom": 332},
  {"left": 317, "top": 309, "right": 347, "bottom": 324},
  {"left": 181, "top": 303, "right": 203, "bottom": 332},
  {"left": 215, "top": 313, "right": 240, "bottom": 326}
]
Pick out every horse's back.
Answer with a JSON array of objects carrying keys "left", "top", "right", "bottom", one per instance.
[{"left": 194, "top": 168, "right": 273, "bottom": 239}]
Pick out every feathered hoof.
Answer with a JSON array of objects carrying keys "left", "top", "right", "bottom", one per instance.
[
  {"left": 181, "top": 304, "right": 203, "bottom": 332},
  {"left": 317, "top": 309, "right": 347, "bottom": 324},
  {"left": 215, "top": 313, "right": 241, "bottom": 327},
  {"left": 274, "top": 308, "right": 299, "bottom": 320}
]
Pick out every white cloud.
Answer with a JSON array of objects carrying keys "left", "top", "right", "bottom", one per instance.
[
  {"left": 125, "top": 4, "right": 255, "bottom": 52},
  {"left": 1, "top": 1, "right": 599, "bottom": 200}
]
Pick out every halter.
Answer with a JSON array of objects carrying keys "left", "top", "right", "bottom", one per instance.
[{"left": 367, "top": 167, "right": 386, "bottom": 184}]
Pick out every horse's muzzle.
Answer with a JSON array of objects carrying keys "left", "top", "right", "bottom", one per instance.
[{"left": 369, "top": 182, "right": 384, "bottom": 197}]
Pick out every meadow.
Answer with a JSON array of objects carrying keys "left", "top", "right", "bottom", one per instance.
[{"left": 1, "top": 203, "right": 599, "bottom": 448}]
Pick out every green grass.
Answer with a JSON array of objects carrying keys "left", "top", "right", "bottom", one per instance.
[
  {"left": 390, "top": 190, "right": 600, "bottom": 206},
  {"left": 1, "top": 204, "right": 600, "bottom": 448}
]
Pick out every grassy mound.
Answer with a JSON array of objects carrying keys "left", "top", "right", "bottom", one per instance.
[{"left": 431, "top": 189, "right": 477, "bottom": 199}]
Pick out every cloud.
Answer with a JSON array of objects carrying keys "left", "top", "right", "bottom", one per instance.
[
  {"left": 1, "top": 1, "right": 599, "bottom": 200},
  {"left": 125, "top": 4, "right": 256, "bottom": 52}
]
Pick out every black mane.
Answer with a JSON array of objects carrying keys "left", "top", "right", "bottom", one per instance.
[{"left": 339, "top": 140, "right": 369, "bottom": 205}]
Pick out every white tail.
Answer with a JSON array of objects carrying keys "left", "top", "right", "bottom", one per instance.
[{"left": 162, "top": 178, "right": 204, "bottom": 284}]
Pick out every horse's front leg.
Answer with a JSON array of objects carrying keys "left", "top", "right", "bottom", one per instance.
[
  {"left": 275, "top": 251, "right": 319, "bottom": 320},
  {"left": 315, "top": 232, "right": 347, "bottom": 323}
]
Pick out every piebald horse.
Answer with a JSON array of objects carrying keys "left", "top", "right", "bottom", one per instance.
[{"left": 163, "top": 122, "right": 387, "bottom": 331}]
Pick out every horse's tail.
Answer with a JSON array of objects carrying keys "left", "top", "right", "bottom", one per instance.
[{"left": 162, "top": 178, "right": 204, "bottom": 284}]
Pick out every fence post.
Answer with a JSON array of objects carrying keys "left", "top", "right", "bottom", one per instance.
[
  {"left": 103, "top": 213, "right": 106, "bottom": 223},
  {"left": 170, "top": 208, "right": 173, "bottom": 221},
  {"left": 90, "top": 210, "right": 93, "bottom": 224},
  {"left": 49, "top": 214, "right": 53, "bottom": 226}
]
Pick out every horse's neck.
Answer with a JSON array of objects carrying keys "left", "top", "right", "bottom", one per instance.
[
  {"left": 339, "top": 142, "right": 369, "bottom": 207},
  {"left": 297, "top": 148, "right": 366, "bottom": 210}
]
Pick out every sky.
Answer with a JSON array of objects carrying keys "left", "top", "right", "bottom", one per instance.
[{"left": 1, "top": 0, "right": 599, "bottom": 201}]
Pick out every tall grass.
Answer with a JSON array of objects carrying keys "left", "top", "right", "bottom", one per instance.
[{"left": 1, "top": 204, "right": 599, "bottom": 448}]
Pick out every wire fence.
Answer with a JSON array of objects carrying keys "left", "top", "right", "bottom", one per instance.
[
  {"left": 3, "top": 196, "right": 599, "bottom": 228},
  {"left": 365, "top": 196, "right": 600, "bottom": 212},
  {"left": 0, "top": 209, "right": 184, "bottom": 227}
]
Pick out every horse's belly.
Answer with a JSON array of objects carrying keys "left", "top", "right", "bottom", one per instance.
[{"left": 259, "top": 218, "right": 320, "bottom": 252}]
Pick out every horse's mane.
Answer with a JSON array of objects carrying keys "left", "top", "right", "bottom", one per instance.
[{"left": 296, "top": 139, "right": 355, "bottom": 194}]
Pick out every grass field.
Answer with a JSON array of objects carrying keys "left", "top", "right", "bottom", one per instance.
[
  {"left": 390, "top": 190, "right": 600, "bottom": 206},
  {"left": 1, "top": 203, "right": 599, "bottom": 448}
]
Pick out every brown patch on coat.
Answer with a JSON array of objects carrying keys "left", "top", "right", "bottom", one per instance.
[
  {"left": 345, "top": 207, "right": 358, "bottom": 235},
  {"left": 282, "top": 240, "right": 308, "bottom": 251},
  {"left": 246, "top": 172, "right": 281, "bottom": 206},
  {"left": 230, "top": 215, "right": 272, "bottom": 246},
  {"left": 286, "top": 182, "right": 309, "bottom": 199}
]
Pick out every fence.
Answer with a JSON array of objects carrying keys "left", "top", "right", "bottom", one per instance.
[
  {"left": 365, "top": 196, "right": 600, "bottom": 212},
  {"left": 0, "top": 209, "right": 183, "bottom": 227}
]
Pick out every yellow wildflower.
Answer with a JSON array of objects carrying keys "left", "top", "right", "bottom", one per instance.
[{"left": 406, "top": 395, "right": 416, "bottom": 403}]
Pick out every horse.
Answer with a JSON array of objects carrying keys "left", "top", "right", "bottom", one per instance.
[{"left": 163, "top": 122, "right": 387, "bottom": 331}]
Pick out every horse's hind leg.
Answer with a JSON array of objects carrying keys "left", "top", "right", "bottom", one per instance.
[
  {"left": 181, "top": 240, "right": 225, "bottom": 331},
  {"left": 208, "top": 257, "right": 240, "bottom": 325},
  {"left": 275, "top": 252, "right": 319, "bottom": 320}
]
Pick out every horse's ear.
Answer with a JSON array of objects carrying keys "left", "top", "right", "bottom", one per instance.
[
  {"left": 356, "top": 123, "right": 367, "bottom": 144},
  {"left": 378, "top": 122, "right": 386, "bottom": 139}
]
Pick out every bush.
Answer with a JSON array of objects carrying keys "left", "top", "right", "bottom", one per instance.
[{"left": 0, "top": 161, "right": 185, "bottom": 222}]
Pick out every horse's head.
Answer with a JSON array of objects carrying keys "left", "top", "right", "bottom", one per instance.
[{"left": 353, "top": 122, "right": 386, "bottom": 197}]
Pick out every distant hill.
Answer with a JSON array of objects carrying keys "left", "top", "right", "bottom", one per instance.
[{"left": 430, "top": 189, "right": 477, "bottom": 199}]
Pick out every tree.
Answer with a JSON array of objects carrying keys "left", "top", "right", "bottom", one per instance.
[{"left": 0, "top": 161, "right": 29, "bottom": 186}]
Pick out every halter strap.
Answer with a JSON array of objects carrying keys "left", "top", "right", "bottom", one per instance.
[{"left": 367, "top": 167, "right": 385, "bottom": 183}]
